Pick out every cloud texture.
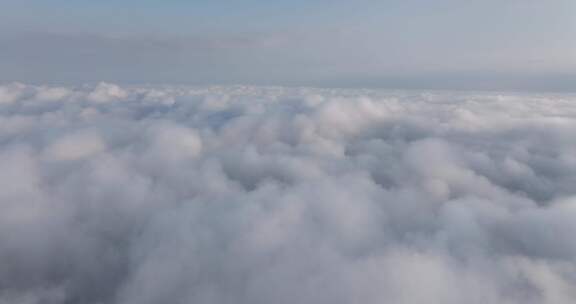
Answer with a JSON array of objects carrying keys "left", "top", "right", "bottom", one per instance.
[{"left": 1, "top": 83, "right": 576, "bottom": 303}]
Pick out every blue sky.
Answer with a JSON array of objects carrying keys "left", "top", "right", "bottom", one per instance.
[{"left": 1, "top": 0, "right": 575, "bottom": 90}]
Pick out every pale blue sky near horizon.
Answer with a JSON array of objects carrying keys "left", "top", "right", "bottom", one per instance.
[{"left": 0, "top": 0, "right": 575, "bottom": 90}]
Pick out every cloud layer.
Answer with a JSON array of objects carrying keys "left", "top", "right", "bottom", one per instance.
[{"left": 1, "top": 83, "right": 576, "bottom": 303}]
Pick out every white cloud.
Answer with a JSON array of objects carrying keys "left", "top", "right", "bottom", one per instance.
[
  {"left": 44, "top": 130, "right": 106, "bottom": 161},
  {"left": 1, "top": 83, "right": 576, "bottom": 303},
  {"left": 0, "top": 82, "right": 28, "bottom": 104},
  {"left": 87, "top": 82, "right": 129, "bottom": 103}
]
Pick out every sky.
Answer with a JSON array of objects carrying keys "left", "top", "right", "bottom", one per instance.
[
  {"left": 2, "top": 4, "right": 576, "bottom": 301},
  {"left": 0, "top": 0, "right": 575, "bottom": 90}
]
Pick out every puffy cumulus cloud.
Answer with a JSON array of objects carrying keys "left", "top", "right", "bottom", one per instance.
[
  {"left": 1, "top": 82, "right": 576, "bottom": 304},
  {"left": 44, "top": 130, "right": 106, "bottom": 161},
  {"left": 87, "top": 83, "right": 129, "bottom": 103},
  {"left": 0, "top": 83, "right": 29, "bottom": 105}
]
